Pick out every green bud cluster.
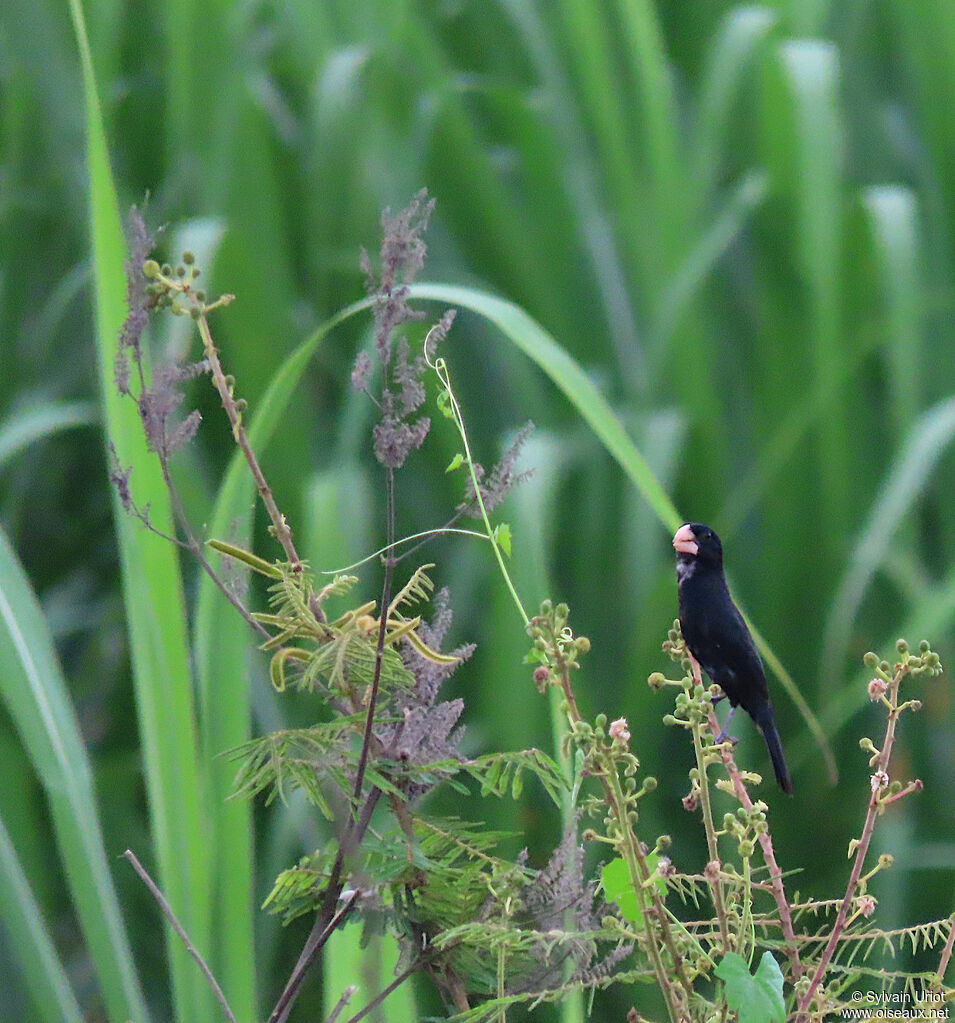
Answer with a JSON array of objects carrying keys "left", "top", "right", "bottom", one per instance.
[{"left": 141, "top": 251, "right": 209, "bottom": 316}]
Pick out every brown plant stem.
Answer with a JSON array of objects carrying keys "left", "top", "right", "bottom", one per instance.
[
  {"left": 552, "top": 640, "right": 691, "bottom": 1023},
  {"left": 325, "top": 985, "right": 357, "bottom": 1023},
  {"left": 935, "top": 914, "right": 955, "bottom": 988},
  {"left": 344, "top": 955, "right": 431, "bottom": 1023},
  {"left": 124, "top": 849, "right": 237, "bottom": 1023},
  {"left": 157, "top": 456, "right": 269, "bottom": 639},
  {"left": 692, "top": 658, "right": 803, "bottom": 978},
  {"left": 121, "top": 307, "right": 267, "bottom": 639},
  {"left": 685, "top": 657, "right": 730, "bottom": 953},
  {"left": 196, "top": 311, "right": 326, "bottom": 625},
  {"left": 270, "top": 471, "right": 399, "bottom": 1023},
  {"left": 795, "top": 664, "right": 915, "bottom": 1019}
]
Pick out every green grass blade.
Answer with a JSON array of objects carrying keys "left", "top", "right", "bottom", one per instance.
[
  {"left": 614, "top": 0, "right": 686, "bottom": 274},
  {"left": 820, "top": 397, "right": 955, "bottom": 677},
  {"left": 0, "top": 400, "right": 98, "bottom": 469},
  {"left": 695, "top": 6, "right": 777, "bottom": 201},
  {"left": 0, "top": 811, "right": 84, "bottom": 1023},
  {"left": 717, "top": 342, "right": 879, "bottom": 539},
  {"left": 779, "top": 40, "right": 849, "bottom": 551},
  {"left": 66, "top": 0, "right": 213, "bottom": 1017},
  {"left": 0, "top": 525, "right": 144, "bottom": 1022},
  {"left": 407, "top": 283, "right": 682, "bottom": 532},
  {"left": 651, "top": 170, "right": 767, "bottom": 350},
  {"left": 863, "top": 186, "right": 923, "bottom": 438}
]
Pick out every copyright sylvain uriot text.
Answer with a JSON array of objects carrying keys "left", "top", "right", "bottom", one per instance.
[{"left": 841, "top": 988, "right": 950, "bottom": 1019}]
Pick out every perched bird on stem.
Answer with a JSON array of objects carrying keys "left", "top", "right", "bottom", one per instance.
[{"left": 673, "top": 522, "right": 793, "bottom": 795}]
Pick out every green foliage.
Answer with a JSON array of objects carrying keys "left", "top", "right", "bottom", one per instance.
[
  {"left": 716, "top": 951, "right": 785, "bottom": 1023},
  {"left": 8, "top": 2, "right": 955, "bottom": 1019},
  {"left": 601, "top": 857, "right": 643, "bottom": 925},
  {"left": 602, "top": 855, "right": 667, "bottom": 926},
  {"left": 230, "top": 718, "right": 369, "bottom": 815},
  {"left": 463, "top": 749, "right": 566, "bottom": 805}
]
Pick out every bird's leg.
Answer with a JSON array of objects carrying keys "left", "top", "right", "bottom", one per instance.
[
  {"left": 715, "top": 705, "right": 738, "bottom": 746},
  {"left": 688, "top": 652, "right": 704, "bottom": 688},
  {"left": 688, "top": 652, "right": 737, "bottom": 743}
]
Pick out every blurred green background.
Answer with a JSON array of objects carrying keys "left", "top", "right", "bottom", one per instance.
[{"left": 2, "top": 0, "right": 954, "bottom": 1019}]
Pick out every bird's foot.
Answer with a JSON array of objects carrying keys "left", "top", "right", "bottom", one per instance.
[{"left": 714, "top": 703, "right": 737, "bottom": 746}]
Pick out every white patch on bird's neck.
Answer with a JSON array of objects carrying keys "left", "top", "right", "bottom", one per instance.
[{"left": 676, "top": 558, "right": 696, "bottom": 583}]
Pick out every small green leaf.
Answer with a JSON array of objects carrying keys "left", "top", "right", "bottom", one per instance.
[
  {"left": 601, "top": 857, "right": 641, "bottom": 924},
  {"left": 445, "top": 452, "right": 465, "bottom": 472},
  {"left": 511, "top": 767, "right": 524, "bottom": 799},
  {"left": 208, "top": 538, "right": 282, "bottom": 578},
  {"left": 716, "top": 951, "right": 785, "bottom": 1023},
  {"left": 493, "top": 522, "right": 512, "bottom": 557},
  {"left": 436, "top": 389, "right": 454, "bottom": 419}
]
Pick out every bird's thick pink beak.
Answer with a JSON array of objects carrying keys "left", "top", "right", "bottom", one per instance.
[{"left": 673, "top": 523, "right": 699, "bottom": 556}]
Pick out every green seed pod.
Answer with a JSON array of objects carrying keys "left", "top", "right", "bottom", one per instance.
[
  {"left": 863, "top": 651, "right": 878, "bottom": 668},
  {"left": 183, "top": 251, "right": 195, "bottom": 265},
  {"left": 142, "top": 259, "right": 161, "bottom": 278}
]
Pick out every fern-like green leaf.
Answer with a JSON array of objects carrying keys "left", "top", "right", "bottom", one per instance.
[
  {"left": 229, "top": 719, "right": 367, "bottom": 814},
  {"left": 463, "top": 749, "right": 567, "bottom": 806}
]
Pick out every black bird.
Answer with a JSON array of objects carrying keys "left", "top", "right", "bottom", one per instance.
[{"left": 673, "top": 522, "right": 792, "bottom": 795}]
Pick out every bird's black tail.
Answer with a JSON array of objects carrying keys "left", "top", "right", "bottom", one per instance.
[{"left": 754, "top": 704, "right": 793, "bottom": 795}]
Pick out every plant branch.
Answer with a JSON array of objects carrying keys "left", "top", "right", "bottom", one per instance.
[
  {"left": 550, "top": 633, "right": 690, "bottom": 1022},
  {"left": 692, "top": 658, "right": 803, "bottom": 979},
  {"left": 157, "top": 456, "right": 269, "bottom": 638},
  {"left": 426, "top": 349, "right": 528, "bottom": 626},
  {"left": 123, "top": 849, "right": 237, "bottom": 1023},
  {"left": 344, "top": 956, "right": 426, "bottom": 1023},
  {"left": 796, "top": 662, "right": 913, "bottom": 1017},
  {"left": 935, "top": 914, "right": 955, "bottom": 988},
  {"left": 270, "top": 469, "right": 399, "bottom": 1023},
  {"left": 195, "top": 310, "right": 326, "bottom": 624},
  {"left": 270, "top": 889, "right": 361, "bottom": 1023},
  {"left": 325, "top": 985, "right": 357, "bottom": 1023},
  {"left": 322, "top": 523, "right": 488, "bottom": 575},
  {"left": 686, "top": 659, "right": 730, "bottom": 953}
]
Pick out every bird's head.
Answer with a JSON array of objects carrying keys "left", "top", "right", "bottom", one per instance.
[{"left": 673, "top": 522, "right": 724, "bottom": 569}]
